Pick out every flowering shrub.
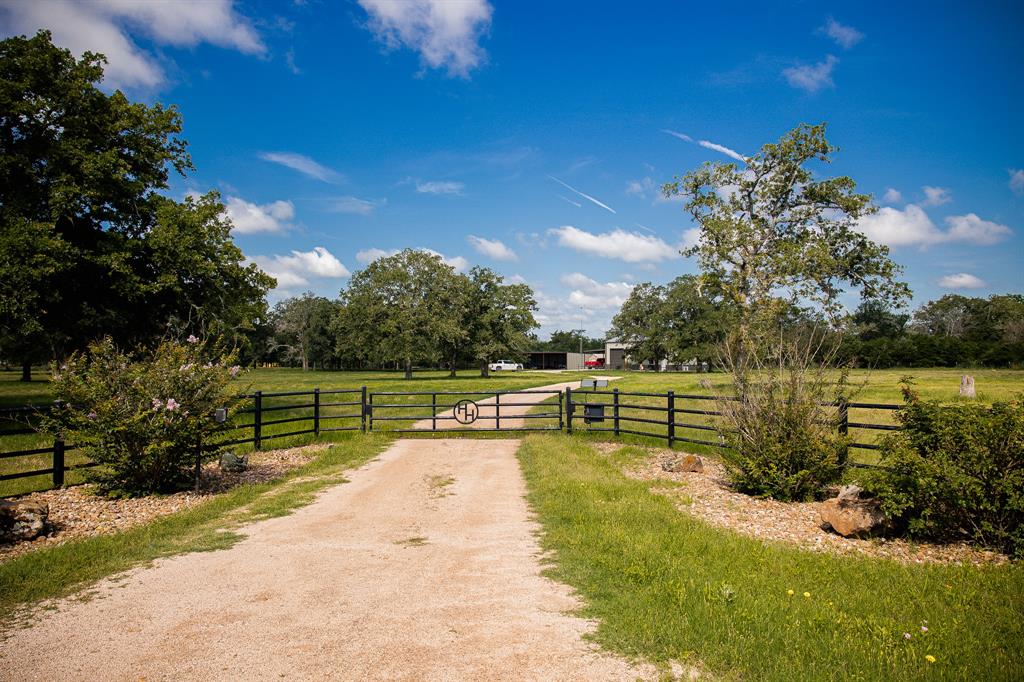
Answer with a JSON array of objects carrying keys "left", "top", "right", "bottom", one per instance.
[
  {"left": 866, "top": 382, "right": 1024, "bottom": 557},
  {"left": 46, "top": 337, "right": 243, "bottom": 496}
]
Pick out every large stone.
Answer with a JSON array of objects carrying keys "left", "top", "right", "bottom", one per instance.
[
  {"left": 661, "top": 454, "right": 704, "bottom": 474},
  {"left": 219, "top": 452, "right": 249, "bottom": 473},
  {"left": 820, "top": 494, "right": 887, "bottom": 538},
  {"left": 960, "top": 375, "right": 976, "bottom": 398},
  {"left": 0, "top": 500, "right": 48, "bottom": 542}
]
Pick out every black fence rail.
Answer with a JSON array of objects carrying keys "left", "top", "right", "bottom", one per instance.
[
  {"left": 0, "top": 385, "right": 904, "bottom": 496},
  {"left": 564, "top": 388, "right": 902, "bottom": 467}
]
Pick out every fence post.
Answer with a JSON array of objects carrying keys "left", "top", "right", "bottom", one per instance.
[
  {"left": 367, "top": 390, "right": 374, "bottom": 432},
  {"left": 495, "top": 393, "right": 501, "bottom": 430},
  {"left": 667, "top": 391, "right": 676, "bottom": 449},
  {"left": 361, "top": 386, "right": 368, "bottom": 432},
  {"left": 613, "top": 388, "right": 620, "bottom": 437},
  {"left": 558, "top": 391, "right": 564, "bottom": 431},
  {"left": 194, "top": 434, "right": 202, "bottom": 492},
  {"left": 566, "top": 387, "right": 573, "bottom": 434},
  {"left": 52, "top": 438, "right": 65, "bottom": 487},
  {"left": 313, "top": 388, "right": 321, "bottom": 437},
  {"left": 837, "top": 397, "right": 849, "bottom": 466},
  {"left": 431, "top": 392, "right": 437, "bottom": 431},
  {"left": 253, "top": 390, "right": 263, "bottom": 450}
]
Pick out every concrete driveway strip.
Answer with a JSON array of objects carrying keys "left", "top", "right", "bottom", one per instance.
[{"left": 1, "top": 437, "right": 652, "bottom": 681}]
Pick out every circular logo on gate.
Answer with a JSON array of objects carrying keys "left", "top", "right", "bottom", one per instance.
[{"left": 453, "top": 399, "right": 479, "bottom": 424}]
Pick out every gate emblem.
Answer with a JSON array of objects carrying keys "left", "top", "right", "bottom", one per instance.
[{"left": 453, "top": 399, "right": 479, "bottom": 425}]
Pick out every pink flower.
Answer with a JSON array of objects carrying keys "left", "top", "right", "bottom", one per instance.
[
  {"left": 187, "top": 335, "right": 199, "bottom": 344},
  {"left": 921, "top": 626, "right": 928, "bottom": 633},
  {"left": 151, "top": 398, "right": 163, "bottom": 411},
  {"left": 180, "top": 363, "right": 193, "bottom": 372},
  {"left": 166, "top": 398, "right": 180, "bottom": 411},
  {"left": 87, "top": 411, "right": 97, "bottom": 420},
  {"left": 903, "top": 633, "right": 912, "bottom": 640},
  {"left": 229, "top": 365, "right": 241, "bottom": 377}
]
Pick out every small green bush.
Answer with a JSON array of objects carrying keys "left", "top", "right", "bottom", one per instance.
[
  {"left": 867, "top": 382, "right": 1024, "bottom": 557},
  {"left": 46, "top": 337, "right": 242, "bottom": 496}
]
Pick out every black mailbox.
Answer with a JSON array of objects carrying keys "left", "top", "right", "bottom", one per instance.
[{"left": 584, "top": 404, "right": 605, "bottom": 424}]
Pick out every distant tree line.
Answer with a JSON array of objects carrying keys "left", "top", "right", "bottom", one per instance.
[{"left": 256, "top": 250, "right": 538, "bottom": 378}]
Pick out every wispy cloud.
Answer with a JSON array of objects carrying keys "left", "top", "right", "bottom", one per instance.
[
  {"left": 355, "top": 247, "right": 468, "bottom": 271},
  {"left": 548, "top": 226, "right": 680, "bottom": 263},
  {"left": 415, "top": 180, "right": 465, "bottom": 195},
  {"left": 548, "top": 176, "right": 616, "bottom": 214},
  {"left": 1010, "top": 169, "right": 1024, "bottom": 196},
  {"left": 783, "top": 55, "right": 838, "bottom": 93},
  {"left": 938, "top": 273, "right": 985, "bottom": 289},
  {"left": 467, "top": 235, "right": 517, "bottom": 261},
  {"left": 0, "top": 0, "right": 264, "bottom": 89},
  {"left": 327, "top": 196, "right": 384, "bottom": 215},
  {"left": 355, "top": 0, "right": 493, "bottom": 78},
  {"left": 661, "top": 129, "right": 746, "bottom": 164},
  {"left": 698, "top": 140, "right": 746, "bottom": 163},
  {"left": 557, "top": 195, "right": 583, "bottom": 208},
  {"left": 259, "top": 152, "right": 344, "bottom": 183},
  {"left": 820, "top": 18, "right": 864, "bottom": 49},
  {"left": 882, "top": 188, "right": 903, "bottom": 204},
  {"left": 661, "top": 129, "right": 693, "bottom": 142}
]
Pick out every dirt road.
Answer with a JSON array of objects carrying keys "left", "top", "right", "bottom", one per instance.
[{"left": 1, "top": 438, "right": 651, "bottom": 681}]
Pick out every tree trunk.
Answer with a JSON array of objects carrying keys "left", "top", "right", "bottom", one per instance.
[
  {"left": 480, "top": 360, "right": 490, "bottom": 378},
  {"left": 404, "top": 358, "right": 412, "bottom": 380},
  {"left": 20, "top": 362, "right": 31, "bottom": 383},
  {"left": 449, "top": 352, "right": 457, "bottom": 378},
  {"left": 302, "top": 355, "right": 309, "bottom": 371}
]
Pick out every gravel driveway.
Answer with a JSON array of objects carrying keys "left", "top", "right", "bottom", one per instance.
[{"left": 1, "top": 437, "right": 651, "bottom": 681}]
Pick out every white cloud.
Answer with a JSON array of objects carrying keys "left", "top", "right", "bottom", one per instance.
[
  {"left": 1008, "top": 169, "right": 1024, "bottom": 196},
  {"left": 561, "top": 273, "right": 634, "bottom": 310},
  {"left": 467, "top": 235, "right": 517, "bottom": 261},
  {"left": 681, "top": 227, "right": 701, "bottom": 250},
  {"left": 548, "top": 226, "right": 680, "bottom": 263},
  {"left": 856, "top": 205, "right": 1013, "bottom": 247},
  {"left": 416, "top": 180, "right": 464, "bottom": 195},
  {"left": 883, "top": 188, "right": 902, "bottom": 204},
  {"left": 249, "top": 247, "right": 349, "bottom": 290},
  {"left": 821, "top": 18, "right": 863, "bottom": 49},
  {"left": 225, "top": 196, "right": 294, "bottom": 234},
  {"left": 548, "top": 176, "right": 616, "bottom": 213},
  {"left": 661, "top": 129, "right": 693, "bottom": 142},
  {"left": 354, "top": 247, "right": 468, "bottom": 271},
  {"left": 921, "top": 185, "right": 952, "bottom": 207},
  {"left": 506, "top": 274, "right": 527, "bottom": 284},
  {"left": 0, "top": 0, "right": 263, "bottom": 89},
  {"left": 943, "top": 213, "right": 1013, "bottom": 245},
  {"left": 783, "top": 55, "right": 838, "bottom": 93},
  {"left": 328, "top": 196, "right": 382, "bottom": 215},
  {"left": 938, "top": 273, "right": 986, "bottom": 289},
  {"left": 258, "top": 152, "right": 343, "bottom": 183},
  {"left": 356, "top": 0, "right": 492, "bottom": 78},
  {"left": 698, "top": 140, "right": 746, "bottom": 163}
]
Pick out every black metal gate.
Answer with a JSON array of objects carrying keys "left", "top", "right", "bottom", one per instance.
[{"left": 366, "top": 389, "right": 564, "bottom": 433}]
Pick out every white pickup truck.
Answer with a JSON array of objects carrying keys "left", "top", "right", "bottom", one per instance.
[{"left": 488, "top": 359, "right": 523, "bottom": 371}]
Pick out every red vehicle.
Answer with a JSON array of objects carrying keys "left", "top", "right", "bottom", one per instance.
[{"left": 584, "top": 357, "right": 605, "bottom": 369}]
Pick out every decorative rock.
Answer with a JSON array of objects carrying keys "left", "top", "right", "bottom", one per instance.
[
  {"left": 960, "top": 375, "right": 976, "bottom": 398},
  {"left": 219, "top": 452, "right": 249, "bottom": 473},
  {"left": 820, "top": 494, "right": 887, "bottom": 538},
  {"left": 836, "top": 484, "right": 863, "bottom": 501},
  {"left": 0, "top": 500, "right": 49, "bottom": 542},
  {"left": 661, "top": 454, "right": 704, "bottom": 473}
]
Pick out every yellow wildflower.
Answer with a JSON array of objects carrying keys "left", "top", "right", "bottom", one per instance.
[
  {"left": 925, "top": 655, "right": 936, "bottom": 664},
  {"left": 803, "top": 592, "right": 811, "bottom": 598},
  {"left": 787, "top": 589, "right": 794, "bottom": 596}
]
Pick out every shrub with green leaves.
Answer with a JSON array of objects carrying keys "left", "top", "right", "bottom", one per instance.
[
  {"left": 867, "top": 383, "right": 1024, "bottom": 557},
  {"left": 46, "top": 337, "right": 242, "bottom": 496},
  {"left": 716, "top": 335, "right": 851, "bottom": 502}
]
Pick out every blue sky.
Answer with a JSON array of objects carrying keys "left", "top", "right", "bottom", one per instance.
[{"left": 3, "top": 0, "right": 1022, "bottom": 336}]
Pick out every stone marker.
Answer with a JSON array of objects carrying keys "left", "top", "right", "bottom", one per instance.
[
  {"left": 661, "top": 454, "right": 704, "bottom": 474},
  {"left": 0, "top": 500, "right": 48, "bottom": 542},
  {"left": 960, "top": 375, "right": 976, "bottom": 398},
  {"left": 219, "top": 452, "right": 249, "bottom": 473}
]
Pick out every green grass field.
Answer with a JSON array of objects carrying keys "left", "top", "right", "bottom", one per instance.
[{"left": 518, "top": 435, "right": 1024, "bottom": 681}]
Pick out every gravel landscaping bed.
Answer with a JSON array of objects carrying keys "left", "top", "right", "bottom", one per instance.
[
  {"left": 0, "top": 444, "right": 329, "bottom": 564},
  {"left": 600, "top": 443, "right": 1009, "bottom": 566}
]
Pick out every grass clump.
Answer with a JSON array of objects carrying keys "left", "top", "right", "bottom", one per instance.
[{"left": 517, "top": 434, "right": 1024, "bottom": 681}]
